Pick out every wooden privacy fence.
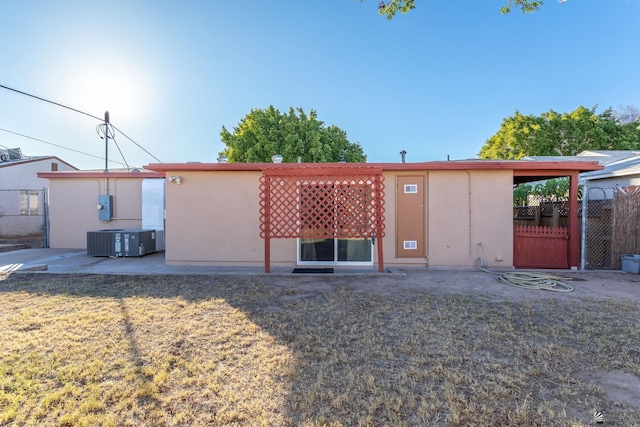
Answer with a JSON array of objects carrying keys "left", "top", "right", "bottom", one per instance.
[
  {"left": 611, "top": 186, "right": 640, "bottom": 269},
  {"left": 514, "top": 225, "right": 568, "bottom": 269},
  {"left": 259, "top": 166, "right": 386, "bottom": 273},
  {"left": 513, "top": 201, "right": 569, "bottom": 228}
]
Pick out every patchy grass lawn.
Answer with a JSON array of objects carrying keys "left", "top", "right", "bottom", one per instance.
[{"left": 1, "top": 273, "right": 639, "bottom": 426}]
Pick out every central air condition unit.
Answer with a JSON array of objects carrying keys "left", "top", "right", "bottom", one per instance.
[
  {"left": 0, "top": 148, "right": 23, "bottom": 162},
  {"left": 87, "top": 229, "right": 156, "bottom": 257}
]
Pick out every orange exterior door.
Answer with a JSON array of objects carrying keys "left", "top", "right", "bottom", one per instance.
[{"left": 396, "top": 176, "right": 425, "bottom": 258}]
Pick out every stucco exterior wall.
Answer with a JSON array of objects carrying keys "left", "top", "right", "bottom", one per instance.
[
  {"left": 164, "top": 170, "right": 295, "bottom": 266},
  {"left": 426, "top": 170, "right": 513, "bottom": 267},
  {"left": 48, "top": 177, "right": 153, "bottom": 248},
  {"left": 162, "top": 168, "right": 513, "bottom": 268},
  {"left": 380, "top": 170, "right": 513, "bottom": 268}
]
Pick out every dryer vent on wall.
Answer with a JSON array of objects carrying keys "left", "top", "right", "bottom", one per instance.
[{"left": 403, "top": 241, "right": 418, "bottom": 250}]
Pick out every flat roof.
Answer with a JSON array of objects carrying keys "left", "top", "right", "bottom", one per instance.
[
  {"left": 144, "top": 160, "right": 602, "bottom": 175},
  {"left": 37, "top": 161, "right": 603, "bottom": 182},
  {"left": 38, "top": 169, "right": 163, "bottom": 179}
]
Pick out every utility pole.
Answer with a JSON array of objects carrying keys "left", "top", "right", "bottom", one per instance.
[{"left": 104, "top": 111, "right": 110, "bottom": 173}]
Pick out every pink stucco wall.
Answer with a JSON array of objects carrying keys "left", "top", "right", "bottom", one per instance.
[
  {"left": 381, "top": 170, "right": 513, "bottom": 268},
  {"left": 162, "top": 170, "right": 294, "bottom": 266},
  {"left": 47, "top": 175, "right": 160, "bottom": 248},
  {"left": 161, "top": 169, "right": 513, "bottom": 268}
]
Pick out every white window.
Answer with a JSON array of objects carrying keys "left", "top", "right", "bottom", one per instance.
[
  {"left": 404, "top": 184, "right": 418, "bottom": 194},
  {"left": 19, "top": 190, "right": 40, "bottom": 215}
]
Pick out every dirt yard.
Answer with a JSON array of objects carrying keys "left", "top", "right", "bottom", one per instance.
[{"left": 1, "top": 269, "right": 639, "bottom": 426}]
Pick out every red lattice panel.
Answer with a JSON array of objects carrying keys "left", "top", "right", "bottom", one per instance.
[{"left": 259, "top": 168, "right": 385, "bottom": 240}]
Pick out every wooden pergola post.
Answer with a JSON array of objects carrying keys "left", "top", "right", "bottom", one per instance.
[{"left": 263, "top": 177, "right": 271, "bottom": 273}]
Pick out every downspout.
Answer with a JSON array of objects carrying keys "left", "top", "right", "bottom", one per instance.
[
  {"left": 425, "top": 172, "right": 430, "bottom": 266},
  {"left": 466, "top": 171, "right": 473, "bottom": 255}
]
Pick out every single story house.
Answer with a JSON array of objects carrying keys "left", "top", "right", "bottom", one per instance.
[
  {"left": 0, "top": 148, "right": 77, "bottom": 189},
  {"left": 40, "top": 160, "right": 601, "bottom": 271},
  {"left": 1, "top": 148, "right": 77, "bottom": 245}
]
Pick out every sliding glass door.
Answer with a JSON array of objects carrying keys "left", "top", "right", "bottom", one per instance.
[{"left": 298, "top": 237, "right": 373, "bottom": 266}]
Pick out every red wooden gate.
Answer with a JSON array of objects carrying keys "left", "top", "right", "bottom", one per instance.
[{"left": 513, "top": 225, "right": 568, "bottom": 269}]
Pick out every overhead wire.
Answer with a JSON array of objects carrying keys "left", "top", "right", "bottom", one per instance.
[
  {"left": 96, "top": 122, "right": 130, "bottom": 170},
  {"left": 0, "top": 127, "right": 129, "bottom": 167},
  {"left": 111, "top": 133, "right": 130, "bottom": 171},
  {"left": 109, "top": 123, "right": 162, "bottom": 163},
  {"left": 0, "top": 84, "right": 163, "bottom": 164},
  {"left": 0, "top": 84, "right": 103, "bottom": 121}
]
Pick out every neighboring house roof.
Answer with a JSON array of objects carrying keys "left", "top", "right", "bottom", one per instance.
[
  {"left": 524, "top": 150, "right": 640, "bottom": 166},
  {"left": 522, "top": 150, "right": 640, "bottom": 184},
  {"left": 580, "top": 155, "right": 640, "bottom": 181},
  {"left": 0, "top": 155, "right": 78, "bottom": 170}
]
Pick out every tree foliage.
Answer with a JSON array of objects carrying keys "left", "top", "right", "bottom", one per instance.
[
  {"left": 513, "top": 177, "right": 571, "bottom": 206},
  {"left": 479, "top": 106, "right": 640, "bottom": 160},
  {"left": 219, "top": 106, "right": 367, "bottom": 163},
  {"left": 374, "top": 0, "right": 542, "bottom": 19}
]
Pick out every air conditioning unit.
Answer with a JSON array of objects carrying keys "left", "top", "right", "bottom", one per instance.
[
  {"left": 87, "top": 229, "right": 156, "bottom": 257},
  {"left": 0, "top": 148, "right": 23, "bottom": 162}
]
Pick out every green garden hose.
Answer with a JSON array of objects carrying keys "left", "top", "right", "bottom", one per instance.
[{"left": 479, "top": 268, "right": 574, "bottom": 292}]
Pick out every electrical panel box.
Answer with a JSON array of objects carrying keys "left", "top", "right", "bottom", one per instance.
[
  {"left": 87, "top": 229, "right": 156, "bottom": 257},
  {"left": 98, "top": 195, "right": 113, "bottom": 221}
]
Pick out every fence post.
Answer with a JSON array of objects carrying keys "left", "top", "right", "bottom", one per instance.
[
  {"left": 534, "top": 206, "right": 541, "bottom": 226},
  {"left": 568, "top": 172, "right": 579, "bottom": 269},
  {"left": 552, "top": 205, "right": 560, "bottom": 228},
  {"left": 580, "top": 184, "right": 587, "bottom": 270}
]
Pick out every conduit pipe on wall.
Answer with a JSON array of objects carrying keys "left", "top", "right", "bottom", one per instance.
[{"left": 466, "top": 171, "right": 473, "bottom": 255}]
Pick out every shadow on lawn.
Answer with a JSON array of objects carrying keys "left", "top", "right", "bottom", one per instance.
[{"left": 2, "top": 272, "right": 640, "bottom": 426}]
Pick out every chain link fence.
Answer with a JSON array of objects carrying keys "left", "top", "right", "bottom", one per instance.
[
  {"left": 582, "top": 187, "right": 614, "bottom": 269},
  {"left": 514, "top": 184, "right": 640, "bottom": 270},
  {"left": 582, "top": 185, "right": 640, "bottom": 270},
  {"left": 0, "top": 188, "right": 48, "bottom": 248}
]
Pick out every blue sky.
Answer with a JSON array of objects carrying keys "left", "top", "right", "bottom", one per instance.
[{"left": 1, "top": 0, "right": 639, "bottom": 170}]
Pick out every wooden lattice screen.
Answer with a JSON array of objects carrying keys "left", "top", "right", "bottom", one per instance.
[{"left": 259, "top": 166, "right": 386, "bottom": 272}]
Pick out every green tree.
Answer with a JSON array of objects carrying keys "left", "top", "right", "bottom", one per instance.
[
  {"left": 374, "top": 0, "right": 543, "bottom": 19},
  {"left": 219, "top": 106, "right": 367, "bottom": 163},
  {"left": 479, "top": 106, "right": 640, "bottom": 160}
]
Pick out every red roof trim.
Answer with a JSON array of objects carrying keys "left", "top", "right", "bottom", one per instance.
[
  {"left": 144, "top": 161, "right": 603, "bottom": 174},
  {"left": 38, "top": 171, "right": 163, "bottom": 179}
]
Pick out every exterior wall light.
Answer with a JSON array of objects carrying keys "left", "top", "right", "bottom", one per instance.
[{"left": 167, "top": 175, "right": 182, "bottom": 185}]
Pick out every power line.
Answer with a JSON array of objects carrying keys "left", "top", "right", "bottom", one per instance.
[
  {"left": 0, "top": 127, "right": 130, "bottom": 167},
  {"left": 0, "top": 84, "right": 103, "bottom": 121},
  {"left": 0, "top": 83, "right": 163, "bottom": 163},
  {"left": 111, "top": 123, "right": 162, "bottom": 163}
]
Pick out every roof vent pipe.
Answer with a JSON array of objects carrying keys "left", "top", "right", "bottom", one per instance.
[
  {"left": 400, "top": 150, "right": 406, "bottom": 163},
  {"left": 272, "top": 154, "right": 283, "bottom": 163},
  {"left": 217, "top": 155, "right": 228, "bottom": 163}
]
